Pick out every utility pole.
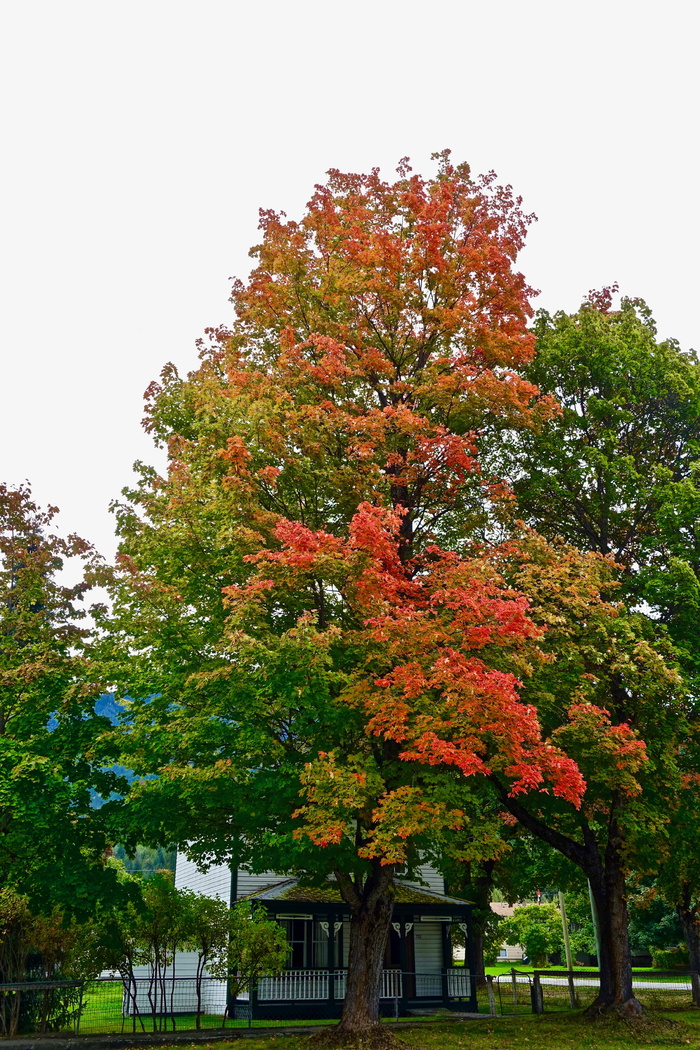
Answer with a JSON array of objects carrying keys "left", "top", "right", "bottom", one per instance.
[{"left": 559, "top": 889, "right": 578, "bottom": 1008}]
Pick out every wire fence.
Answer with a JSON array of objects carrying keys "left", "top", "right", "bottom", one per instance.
[
  {"left": 492, "top": 969, "right": 700, "bottom": 1015},
  {"left": 0, "top": 972, "right": 476, "bottom": 1037},
  {"left": 3, "top": 969, "right": 695, "bottom": 1036}
]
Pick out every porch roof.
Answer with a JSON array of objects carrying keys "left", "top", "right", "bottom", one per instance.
[{"left": 240, "top": 877, "right": 472, "bottom": 910}]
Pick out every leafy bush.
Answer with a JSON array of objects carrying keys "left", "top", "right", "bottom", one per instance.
[{"left": 651, "top": 945, "right": 689, "bottom": 969}]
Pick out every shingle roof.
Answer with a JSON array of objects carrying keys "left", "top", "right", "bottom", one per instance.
[{"left": 239, "top": 877, "right": 472, "bottom": 907}]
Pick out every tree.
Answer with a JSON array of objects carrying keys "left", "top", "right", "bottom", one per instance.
[
  {"left": 370, "top": 520, "right": 686, "bottom": 1012},
  {"left": 94, "top": 869, "right": 200, "bottom": 1033},
  {"left": 642, "top": 732, "right": 700, "bottom": 989},
  {"left": 106, "top": 154, "right": 585, "bottom": 1045},
  {"left": 111, "top": 844, "right": 176, "bottom": 874},
  {"left": 0, "top": 888, "right": 33, "bottom": 1035},
  {"left": 0, "top": 888, "right": 100, "bottom": 1037},
  {"left": 484, "top": 294, "right": 700, "bottom": 1013},
  {"left": 209, "top": 902, "right": 288, "bottom": 1026},
  {"left": 500, "top": 903, "right": 563, "bottom": 967},
  {"left": 181, "top": 892, "right": 230, "bottom": 1028},
  {"left": 90, "top": 864, "right": 150, "bottom": 1032},
  {"left": 626, "top": 890, "right": 684, "bottom": 960},
  {"left": 0, "top": 483, "right": 126, "bottom": 916},
  {"left": 444, "top": 818, "right": 590, "bottom": 974}
]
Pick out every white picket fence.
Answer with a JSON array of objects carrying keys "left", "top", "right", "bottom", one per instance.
[
  {"left": 256, "top": 968, "right": 471, "bottom": 1002},
  {"left": 257, "top": 969, "right": 403, "bottom": 1001}
]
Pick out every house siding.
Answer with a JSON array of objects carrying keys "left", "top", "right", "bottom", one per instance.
[
  {"left": 174, "top": 854, "right": 286, "bottom": 902},
  {"left": 236, "top": 868, "right": 283, "bottom": 900},
  {"left": 407, "top": 863, "right": 445, "bottom": 895},
  {"left": 175, "top": 852, "right": 446, "bottom": 901},
  {"left": 175, "top": 854, "right": 231, "bottom": 900}
]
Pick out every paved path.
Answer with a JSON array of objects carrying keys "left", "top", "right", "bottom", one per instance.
[{"left": 507, "top": 974, "right": 691, "bottom": 992}]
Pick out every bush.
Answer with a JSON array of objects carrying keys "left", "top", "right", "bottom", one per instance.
[{"left": 651, "top": 945, "right": 689, "bottom": 969}]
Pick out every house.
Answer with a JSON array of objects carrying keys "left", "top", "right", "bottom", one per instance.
[
  {"left": 173, "top": 853, "right": 478, "bottom": 1018},
  {"left": 490, "top": 902, "right": 524, "bottom": 963}
]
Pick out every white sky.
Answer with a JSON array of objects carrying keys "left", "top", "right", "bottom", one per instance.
[{"left": 1, "top": 0, "right": 697, "bottom": 561}]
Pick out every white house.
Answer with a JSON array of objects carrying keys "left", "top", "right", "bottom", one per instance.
[{"left": 171, "top": 854, "right": 478, "bottom": 1019}]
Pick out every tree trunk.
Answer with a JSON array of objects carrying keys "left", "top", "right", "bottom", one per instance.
[
  {"left": 676, "top": 883, "right": 700, "bottom": 1005},
  {"left": 585, "top": 840, "right": 642, "bottom": 1016},
  {"left": 468, "top": 928, "right": 485, "bottom": 977},
  {"left": 338, "top": 894, "right": 394, "bottom": 1034},
  {"left": 335, "top": 862, "right": 395, "bottom": 1037},
  {"left": 493, "top": 782, "right": 643, "bottom": 1015}
]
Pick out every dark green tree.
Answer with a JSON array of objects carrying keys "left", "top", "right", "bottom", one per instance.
[
  {"left": 487, "top": 293, "right": 700, "bottom": 1013},
  {"left": 0, "top": 483, "right": 126, "bottom": 917}
]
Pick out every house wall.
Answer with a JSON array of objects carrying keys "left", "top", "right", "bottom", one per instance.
[
  {"left": 497, "top": 942, "right": 524, "bottom": 962},
  {"left": 175, "top": 852, "right": 446, "bottom": 902},
  {"left": 174, "top": 852, "right": 294, "bottom": 902},
  {"left": 175, "top": 854, "right": 231, "bottom": 900},
  {"left": 236, "top": 868, "right": 283, "bottom": 899},
  {"left": 407, "top": 863, "right": 446, "bottom": 896},
  {"left": 490, "top": 901, "right": 524, "bottom": 963}
]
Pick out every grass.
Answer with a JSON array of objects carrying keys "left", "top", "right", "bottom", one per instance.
[
  {"left": 483, "top": 964, "right": 691, "bottom": 977},
  {"left": 136, "top": 1011, "right": 700, "bottom": 1050},
  {"left": 75, "top": 977, "right": 698, "bottom": 1036}
]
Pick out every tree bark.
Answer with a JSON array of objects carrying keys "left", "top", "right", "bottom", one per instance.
[
  {"left": 491, "top": 779, "right": 643, "bottom": 1014},
  {"left": 335, "top": 860, "right": 395, "bottom": 1036},
  {"left": 586, "top": 839, "right": 641, "bottom": 1015},
  {"left": 676, "top": 883, "right": 700, "bottom": 1005},
  {"left": 458, "top": 859, "right": 495, "bottom": 979}
]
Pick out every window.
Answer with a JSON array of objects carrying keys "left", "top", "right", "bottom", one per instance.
[
  {"left": 279, "top": 919, "right": 331, "bottom": 969},
  {"left": 284, "top": 919, "right": 308, "bottom": 968}
]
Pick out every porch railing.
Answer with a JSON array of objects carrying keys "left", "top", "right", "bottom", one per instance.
[
  {"left": 257, "top": 969, "right": 403, "bottom": 1002},
  {"left": 447, "top": 968, "right": 472, "bottom": 998}
]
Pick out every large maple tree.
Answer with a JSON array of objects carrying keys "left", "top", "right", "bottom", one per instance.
[{"left": 107, "top": 155, "right": 587, "bottom": 1041}]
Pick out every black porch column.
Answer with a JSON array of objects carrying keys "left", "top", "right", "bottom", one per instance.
[
  {"left": 326, "top": 910, "right": 335, "bottom": 1005},
  {"left": 441, "top": 923, "right": 451, "bottom": 1006},
  {"left": 465, "top": 911, "right": 479, "bottom": 1011},
  {"left": 398, "top": 921, "right": 409, "bottom": 1013}
]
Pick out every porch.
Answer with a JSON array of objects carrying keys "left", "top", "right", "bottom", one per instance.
[
  {"left": 235, "top": 876, "right": 478, "bottom": 1018},
  {"left": 238, "top": 967, "right": 477, "bottom": 1019}
]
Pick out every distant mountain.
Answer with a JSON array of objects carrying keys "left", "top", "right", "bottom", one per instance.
[{"left": 94, "top": 693, "right": 126, "bottom": 725}]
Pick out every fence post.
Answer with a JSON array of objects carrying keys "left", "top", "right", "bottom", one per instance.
[
  {"left": 567, "top": 969, "right": 578, "bottom": 1010},
  {"left": 486, "top": 974, "right": 496, "bottom": 1016},
  {"left": 249, "top": 984, "right": 257, "bottom": 1029},
  {"left": 691, "top": 971, "right": 700, "bottom": 1008},
  {"left": 511, "top": 968, "right": 518, "bottom": 1004},
  {"left": 531, "top": 973, "right": 544, "bottom": 1014},
  {"left": 75, "top": 983, "right": 85, "bottom": 1035}
]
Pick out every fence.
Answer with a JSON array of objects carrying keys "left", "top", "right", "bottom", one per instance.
[
  {"left": 0, "top": 971, "right": 477, "bottom": 1037},
  {"left": 0, "top": 981, "right": 85, "bottom": 1038},
  {"left": 492, "top": 969, "right": 700, "bottom": 1016}
]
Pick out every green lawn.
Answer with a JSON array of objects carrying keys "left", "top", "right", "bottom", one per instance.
[
  {"left": 483, "top": 964, "right": 690, "bottom": 976},
  {"left": 145, "top": 1012, "right": 700, "bottom": 1050},
  {"left": 76, "top": 978, "right": 697, "bottom": 1036}
]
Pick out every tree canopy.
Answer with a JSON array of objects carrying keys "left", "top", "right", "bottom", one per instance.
[
  {"left": 0, "top": 483, "right": 125, "bottom": 918},
  {"left": 484, "top": 294, "right": 700, "bottom": 1012},
  {"left": 105, "top": 154, "right": 590, "bottom": 1038}
]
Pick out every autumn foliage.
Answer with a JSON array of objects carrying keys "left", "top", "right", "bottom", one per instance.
[{"left": 110, "top": 154, "right": 602, "bottom": 1033}]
